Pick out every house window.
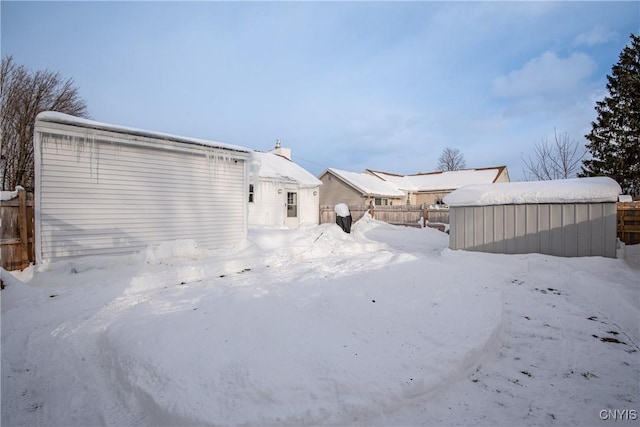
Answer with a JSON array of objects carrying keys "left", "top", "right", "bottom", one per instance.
[
  {"left": 287, "top": 192, "right": 297, "bottom": 217},
  {"left": 374, "top": 198, "right": 388, "bottom": 206},
  {"left": 249, "top": 184, "right": 254, "bottom": 203}
]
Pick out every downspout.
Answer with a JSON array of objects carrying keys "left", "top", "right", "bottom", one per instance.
[{"left": 33, "top": 126, "right": 43, "bottom": 265}]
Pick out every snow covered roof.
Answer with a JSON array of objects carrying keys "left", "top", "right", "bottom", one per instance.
[
  {"left": 364, "top": 171, "right": 417, "bottom": 191},
  {"left": 324, "top": 168, "right": 405, "bottom": 197},
  {"left": 368, "top": 167, "right": 507, "bottom": 192},
  {"left": 443, "top": 177, "right": 621, "bottom": 207},
  {"left": 251, "top": 152, "right": 321, "bottom": 188},
  {"left": 36, "top": 112, "right": 251, "bottom": 154}
]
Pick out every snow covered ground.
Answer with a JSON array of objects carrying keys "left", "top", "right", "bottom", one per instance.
[{"left": 1, "top": 214, "right": 638, "bottom": 426}]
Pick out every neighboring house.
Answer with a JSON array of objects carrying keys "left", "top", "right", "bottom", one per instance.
[
  {"left": 319, "top": 166, "right": 509, "bottom": 207},
  {"left": 249, "top": 143, "right": 322, "bottom": 228},
  {"left": 33, "top": 112, "right": 251, "bottom": 263},
  {"left": 444, "top": 177, "right": 620, "bottom": 258},
  {"left": 318, "top": 168, "right": 406, "bottom": 207},
  {"left": 366, "top": 166, "right": 509, "bottom": 206}
]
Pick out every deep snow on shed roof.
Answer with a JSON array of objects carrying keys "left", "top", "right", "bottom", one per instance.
[
  {"left": 251, "top": 152, "right": 321, "bottom": 188},
  {"left": 36, "top": 112, "right": 251, "bottom": 153},
  {"left": 443, "top": 177, "right": 621, "bottom": 207}
]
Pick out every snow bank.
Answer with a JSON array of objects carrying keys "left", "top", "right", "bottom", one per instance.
[
  {"left": 143, "top": 239, "right": 202, "bottom": 264},
  {"left": 101, "top": 255, "right": 503, "bottom": 425},
  {"left": 444, "top": 176, "right": 621, "bottom": 206},
  {"left": 2, "top": 216, "right": 638, "bottom": 427}
]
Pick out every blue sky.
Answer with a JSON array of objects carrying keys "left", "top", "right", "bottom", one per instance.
[{"left": 2, "top": 1, "right": 638, "bottom": 180}]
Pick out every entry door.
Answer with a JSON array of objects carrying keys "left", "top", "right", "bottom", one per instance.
[{"left": 285, "top": 191, "right": 299, "bottom": 228}]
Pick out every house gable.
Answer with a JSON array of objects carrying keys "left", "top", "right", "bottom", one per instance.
[
  {"left": 319, "top": 170, "right": 368, "bottom": 206},
  {"left": 319, "top": 166, "right": 510, "bottom": 207}
]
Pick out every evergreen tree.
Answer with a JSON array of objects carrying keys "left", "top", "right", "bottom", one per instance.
[{"left": 580, "top": 33, "right": 640, "bottom": 196}]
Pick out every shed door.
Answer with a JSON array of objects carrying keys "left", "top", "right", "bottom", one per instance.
[{"left": 285, "top": 191, "right": 299, "bottom": 228}]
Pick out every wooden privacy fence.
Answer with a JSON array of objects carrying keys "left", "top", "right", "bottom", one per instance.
[
  {"left": 617, "top": 202, "right": 640, "bottom": 245},
  {"left": 1, "top": 189, "right": 35, "bottom": 271},
  {"left": 320, "top": 205, "right": 450, "bottom": 229}
]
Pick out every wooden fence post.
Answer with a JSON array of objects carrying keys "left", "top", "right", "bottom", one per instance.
[{"left": 423, "top": 206, "right": 427, "bottom": 228}]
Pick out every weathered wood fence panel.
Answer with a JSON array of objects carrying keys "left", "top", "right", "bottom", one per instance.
[
  {"left": 320, "top": 205, "right": 449, "bottom": 228},
  {"left": 617, "top": 202, "right": 640, "bottom": 245},
  {"left": 1, "top": 189, "right": 35, "bottom": 271}
]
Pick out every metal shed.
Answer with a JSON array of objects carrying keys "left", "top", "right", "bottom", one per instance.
[
  {"left": 443, "top": 177, "right": 621, "bottom": 258},
  {"left": 34, "top": 112, "right": 251, "bottom": 263}
]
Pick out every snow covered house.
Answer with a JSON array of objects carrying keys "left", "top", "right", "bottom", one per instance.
[
  {"left": 318, "top": 168, "right": 406, "bottom": 207},
  {"left": 248, "top": 143, "right": 322, "bottom": 228},
  {"left": 33, "top": 112, "right": 251, "bottom": 263},
  {"left": 318, "top": 166, "right": 509, "bottom": 207},
  {"left": 443, "top": 177, "right": 621, "bottom": 258},
  {"left": 367, "top": 166, "right": 509, "bottom": 206}
]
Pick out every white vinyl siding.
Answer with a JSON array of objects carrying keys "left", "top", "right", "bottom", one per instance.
[
  {"left": 35, "top": 123, "right": 249, "bottom": 263},
  {"left": 297, "top": 187, "right": 319, "bottom": 226},
  {"left": 248, "top": 181, "right": 285, "bottom": 226},
  {"left": 248, "top": 182, "right": 320, "bottom": 228}
]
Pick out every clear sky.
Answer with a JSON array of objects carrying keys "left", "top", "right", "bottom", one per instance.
[{"left": 2, "top": 1, "right": 638, "bottom": 180}]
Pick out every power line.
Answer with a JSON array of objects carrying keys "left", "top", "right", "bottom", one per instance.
[{"left": 291, "top": 154, "right": 328, "bottom": 171}]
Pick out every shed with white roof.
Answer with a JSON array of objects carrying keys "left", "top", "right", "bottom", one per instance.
[
  {"left": 33, "top": 112, "right": 251, "bottom": 263},
  {"left": 443, "top": 177, "right": 621, "bottom": 258}
]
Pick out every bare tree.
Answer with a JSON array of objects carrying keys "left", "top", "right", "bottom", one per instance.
[
  {"left": 522, "top": 129, "right": 587, "bottom": 181},
  {"left": 437, "top": 147, "right": 466, "bottom": 171},
  {"left": 1, "top": 56, "right": 88, "bottom": 190}
]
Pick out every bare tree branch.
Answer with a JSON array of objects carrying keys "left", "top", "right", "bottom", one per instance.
[
  {"left": 437, "top": 147, "right": 467, "bottom": 171},
  {"left": 522, "top": 129, "right": 587, "bottom": 181},
  {"left": 1, "top": 55, "right": 88, "bottom": 190}
]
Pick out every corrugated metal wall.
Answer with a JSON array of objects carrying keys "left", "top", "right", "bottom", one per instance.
[
  {"left": 449, "top": 203, "right": 617, "bottom": 258},
  {"left": 34, "top": 122, "right": 249, "bottom": 263}
]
